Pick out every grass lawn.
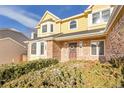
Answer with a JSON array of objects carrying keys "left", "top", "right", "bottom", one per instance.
[{"left": 1, "top": 60, "right": 123, "bottom": 88}]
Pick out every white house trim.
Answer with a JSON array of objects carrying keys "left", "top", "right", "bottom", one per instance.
[
  {"left": 88, "top": 7, "right": 113, "bottom": 29},
  {"left": 40, "top": 21, "right": 55, "bottom": 33},
  {"left": 90, "top": 40, "right": 105, "bottom": 56},
  {"left": 30, "top": 41, "right": 47, "bottom": 57},
  {"left": 62, "top": 13, "right": 84, "bottom": 22},
  {"left": 37, "top": 10, "right": 60, "bottom": 27},
  {"left": 68, "top": 19, "right": 78, "bottom": 30}
]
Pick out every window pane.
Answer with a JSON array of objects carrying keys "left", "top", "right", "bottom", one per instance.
[
  {"left": 31, "top": 43, "right": 36, "bottom": 54},
  {"left": 33, "top": 33, "right": 37, "bottom": 39},
  {"left": 92, "top": 12, "right": 100, "bottom": 24},
  {"left": 41, "top": 42, "right": 44, "bottom": 55},
  {"left": 50, "top": 24, "right": 53, "bottom": 32},
  {"left": 91, "top": 42, "right": 97, "bottom": 55},
  {"left": 42, "top": 25, "right": 47, "bottom": 33},
  {"left": 70, "top": 21, "right": 76, "bottom": 29},
  {"left": 102, "top": 10, "right": 110, "bottom": 22},
  {"left": 98, "top": 41, "right": 104, "bottom": 55}
]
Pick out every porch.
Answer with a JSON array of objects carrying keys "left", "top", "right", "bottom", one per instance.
[{"left": 51, "top": 37, "right": 106, "bottom": 62}]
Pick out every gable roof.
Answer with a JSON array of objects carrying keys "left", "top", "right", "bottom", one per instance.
[
  {"left": 36, "top": 11, "right": 61, "bottom": 26},
  {"left": 87, "top": 5, "right": 93, "bottom": 9},
  {"left": 0, "top": 28, "right": 29, "bottom": 47},
  {"left": 36, "top": 6, "right": 90, "bottom": 26},
  {"left": 61, "top": 13, "right": 85, "bottom": 22}
]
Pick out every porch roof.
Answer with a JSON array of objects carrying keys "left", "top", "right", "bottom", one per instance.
[
  {"left": 28, "top": 33, "right": 62, "bottom": 41},
  {"left": 29, "top": 28, "right": 106, "bottom": 42},
  {"left": 55, "top": 28, "right": 105, "bottom": 41}
]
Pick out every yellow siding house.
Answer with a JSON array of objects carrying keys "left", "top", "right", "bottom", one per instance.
[{"left": 26, "top": 5, "right": 118, "bottom": 62}]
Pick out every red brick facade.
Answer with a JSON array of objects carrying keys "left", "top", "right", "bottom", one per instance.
[
  {"left": 47, "top": 40, "right": 53, "bottom": 58},
  {"left": 47, "top": 38, "right": 106, "bottom": 62},
  {"left": 47, "top": 40, "right": 61, "bottom": 60},
  {"left": 106, "top": 11, "right": 124, "bottom": 60}
]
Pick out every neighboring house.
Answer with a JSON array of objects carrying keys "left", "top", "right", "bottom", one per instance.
[
  {"left": 26, "top": 5, "right": 120, "bottom": 62},
  {"left": 0, "top": 28, "right": 28, "bottom": 64}
]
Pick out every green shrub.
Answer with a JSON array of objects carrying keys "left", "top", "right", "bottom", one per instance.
[
  {"left": 108, "top": 57, "right": 124, "bottom": 68},
  {"left": 108, "top": 56, "right": 124, "bottom": 87},
  {"left": 2, "top": 62, "right": 85, "bottom": 88},
  {"left": 1, "top": 60, "right": 124, "bottom": 88},
  {"left": 2, "top": 61, "right": 121, "bottom": 88},
  {"left": 41, "top": 67, "right": 84, "bottom": 88},
  {"left": 0, "top": 58, "right": 58, "bottom": 86}
]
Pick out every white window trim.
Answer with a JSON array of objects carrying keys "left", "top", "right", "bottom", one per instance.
[
  {"left": 42, "top": 24, "right": 47, "bottom": 33},
  {"left": 41, "top": 22, "right": 55, "bottom": 33},
  {"left": 89, "top": 8, "right": 112, "bottom": 27},
  {"left": 68, "top": 20, "right": 78, "bottom": 30},
  {"left": 101, "top": 9, "right": 111, "bottom": 23},
  {"left": 91, "top": 7, "right": 111, "bottom": 14},
  {"left": 40, "top": 41, "right": 47, "bottom": 56},
  {"left": 90, "top": 40, "right": 105, "bottom": 56},
  {"left": 92, "top": 12, "right": 101, "bottom": 24},
  {"left": 50, "top": 23, "right": 54, "bottom": 32},
  {"left": 31, "top": 42, "right": 37, "bottom": 56},
  {"left": 30, "top": 41, "right": 47, "bottom": 57}
]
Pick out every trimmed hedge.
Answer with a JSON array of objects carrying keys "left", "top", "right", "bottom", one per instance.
[
  {"left": 2, "top": 61, "right": 122, "bottom": 88},
  {"left": 2, "top": 62, "right": 84, "bottom": 88},
  {"left": 108, "top": 56, "right": 124, "bottom": 87},
  {"left": 1, "top": 60, "right": 124, "bottom": 88},
  {"left": 0, "top": 58, "right": 58, "bottom": 86},
  {"left": 108, "top": 57, "right": 124, "bottom": 68},
  {"left": 41, "top": 67, "right": 84, "bottom": 88}
]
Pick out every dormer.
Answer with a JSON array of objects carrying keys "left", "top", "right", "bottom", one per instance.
[
  {"left": 87, "top": 5, "right": 114, "bottom": 30},
  {"left": 36, "top": 11, "right": 61, "bottom": 37}
]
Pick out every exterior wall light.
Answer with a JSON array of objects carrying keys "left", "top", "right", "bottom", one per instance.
[
  {"left": 64, "top": 42, "right": 68, "bottom": 47},
  {"left": 79, "top": 41, "right": 83, "bottom": 48}
]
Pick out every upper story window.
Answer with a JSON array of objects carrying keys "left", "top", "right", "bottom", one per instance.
[
  {"left": 91, "top": 9, "right": 111, "bottom": 24},
  {"left": 31, "top": 43, "right": 36, "bottom": 55},
  {"left": 33, "top": 33, "right": 37, "bottom": 39},
  {"left": 102, "top": 9, "right": 110, "bottom": 22},
  {"left": 50, "top": 24, "right": 53, "bottom": 32},
  {"left": 42, "top": 25, "right": 47, "bottom": 33},
  {"left": 92, "top": 12, "right": 100, "bottom": 24},
  {"left": 41, "top": 22, "right": 54, "bottom": 33},
  {"left": 70, "top": 20, "right": 77, "bottom": 29},
  {"left": 31, "top": 32, "right": 37, "bottom": 39}
]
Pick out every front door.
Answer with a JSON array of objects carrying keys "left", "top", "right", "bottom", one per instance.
[{"left": 69, "top": 43, "right": 77, "bottom": 60}]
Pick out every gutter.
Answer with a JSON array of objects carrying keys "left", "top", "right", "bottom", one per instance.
[{"left": 55, "top": 30, "right": 105, "bottom": 41}]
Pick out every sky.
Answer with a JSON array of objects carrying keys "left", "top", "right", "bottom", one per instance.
[{"left": 0, "top": 5, "right": 89, "bottom": 37}]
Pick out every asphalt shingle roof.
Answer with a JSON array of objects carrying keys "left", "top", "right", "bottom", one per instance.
[
  {"left": 30, "top": 28, "right": 105, "bottom": 41},
  {"left": 0, "top": 28, "right": 29, "bottom": 46}
]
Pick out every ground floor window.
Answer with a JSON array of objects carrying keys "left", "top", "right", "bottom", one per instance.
[
  {"left": 31, "top": 41, "right": 46, "bottom": 56},
  {"left": 40, "top": 42, "right": 44, "bottom": 55},
  {"left": 91, "top": 40, "right": 104, "bottom": 56},
  {"left": 31, "top": 43, "right": 36, "bottom": 55}
]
